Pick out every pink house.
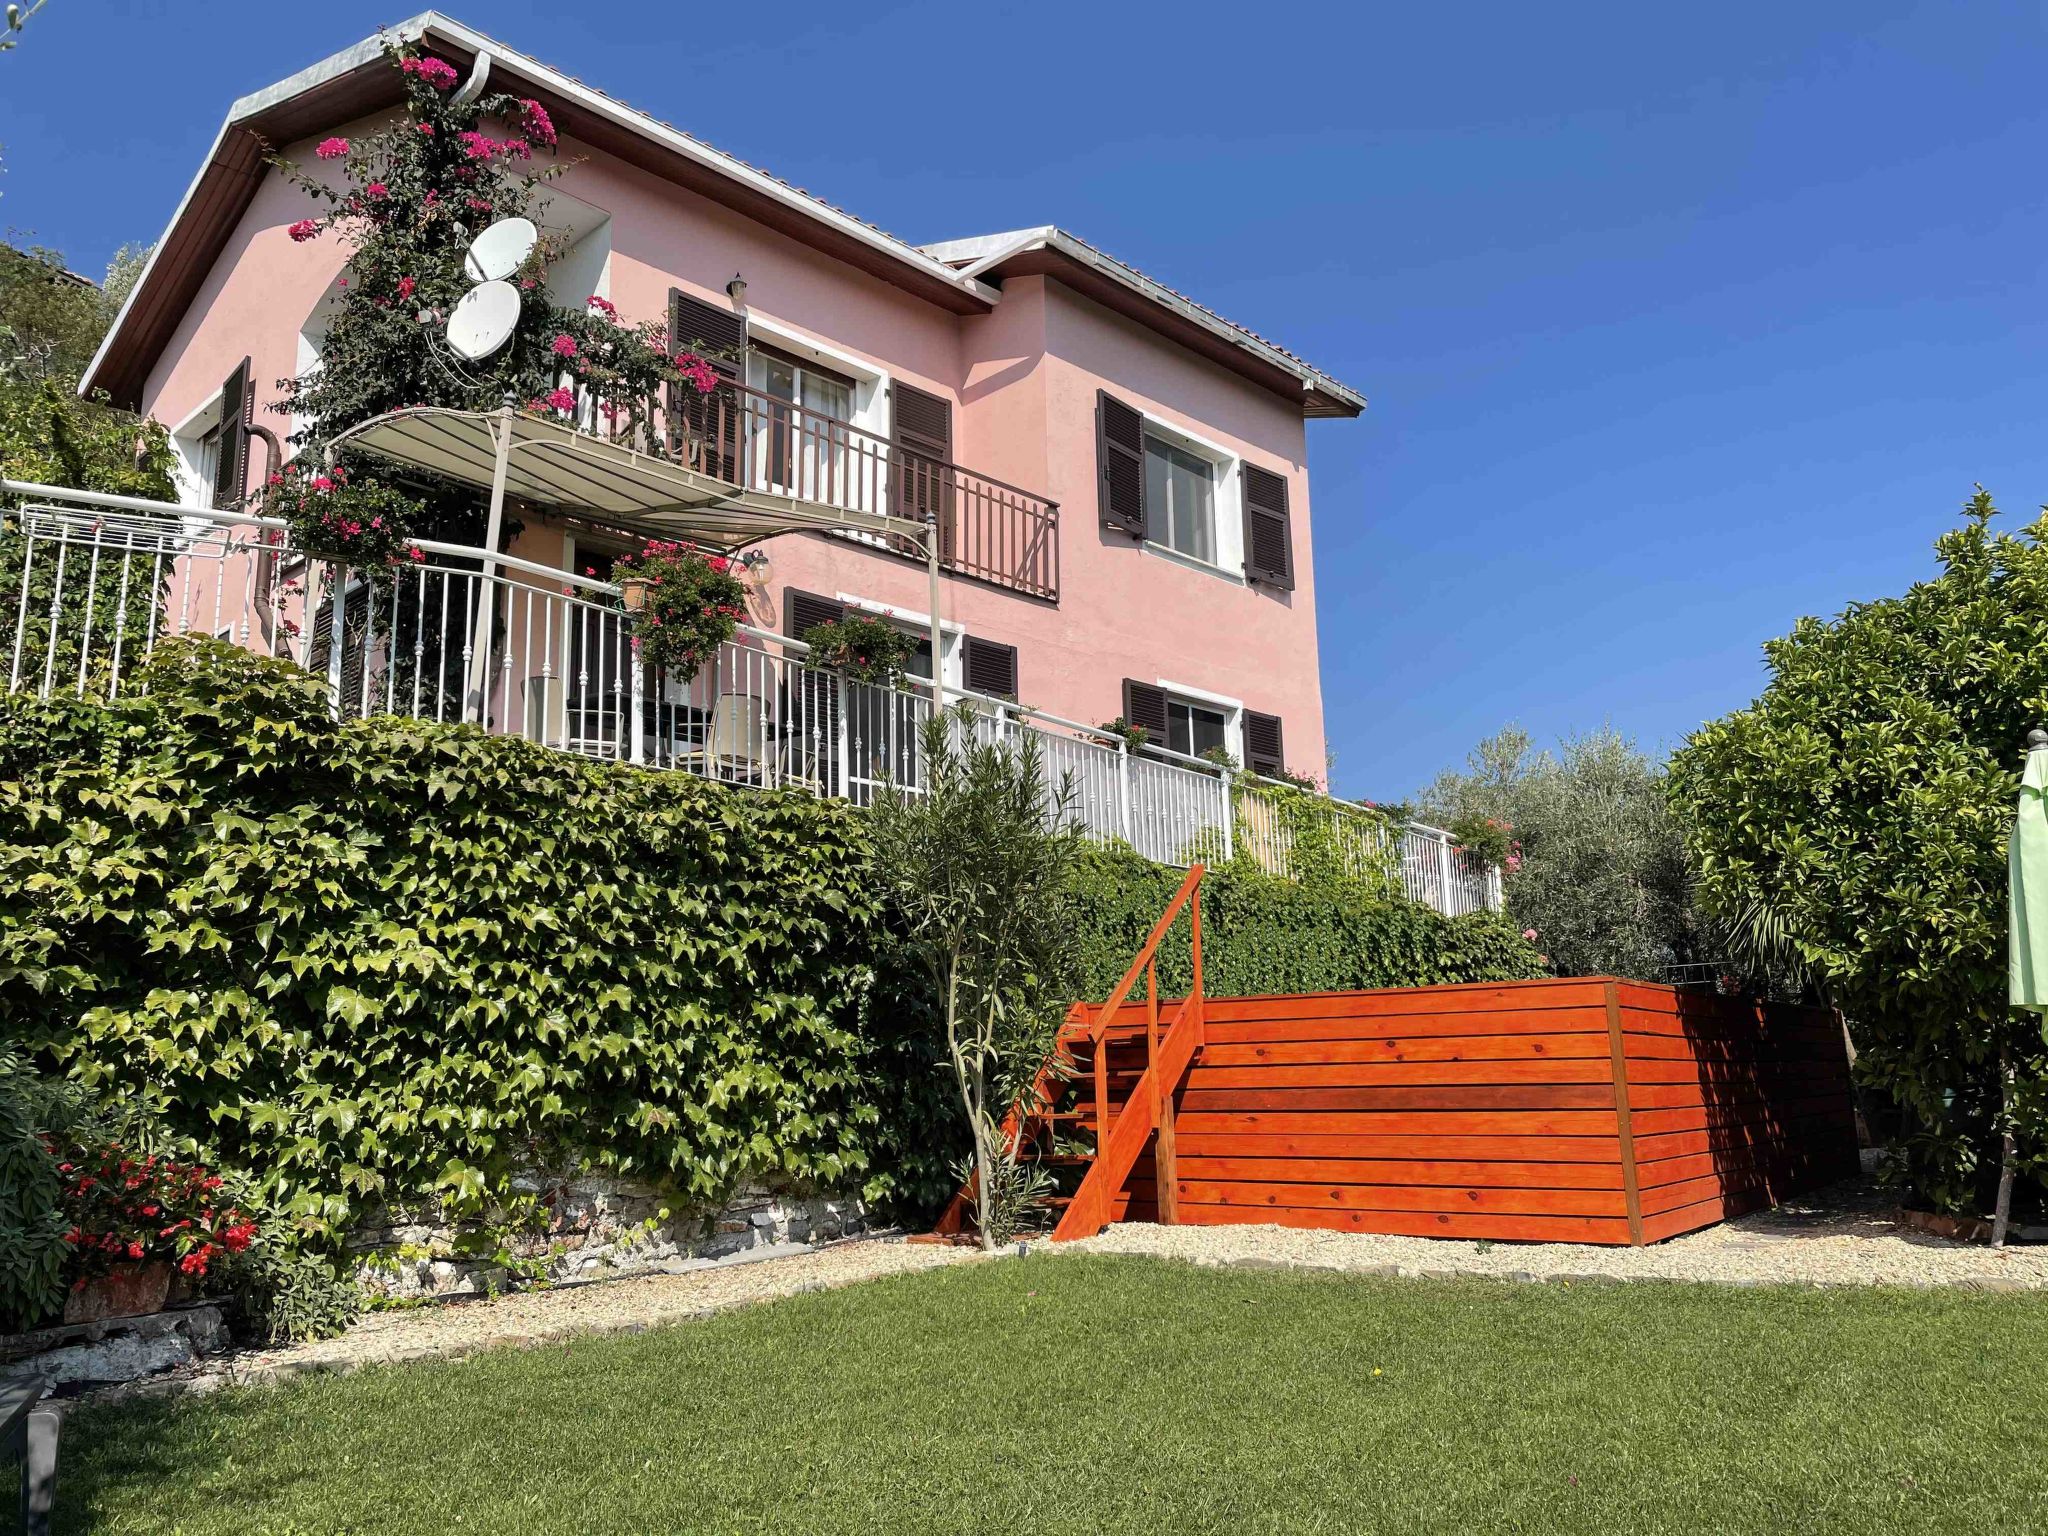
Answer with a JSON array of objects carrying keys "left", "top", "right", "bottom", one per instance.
[{"left": 81, "top": 12, "right": 1364, "bottom": 785}]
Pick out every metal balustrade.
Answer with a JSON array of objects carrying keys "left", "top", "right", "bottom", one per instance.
[
  {"left": 549, "top": 370, "right": 1060, "bottom": 600},
  {"left": 0, "top": 485, "right": 1498, "bottom": 915}
]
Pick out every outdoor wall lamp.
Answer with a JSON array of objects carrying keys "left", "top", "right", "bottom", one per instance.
[
  {"left": 725, "top": 273, "right": 748, "bottom": 304},
  {"left": 741, "top": 547, "right": 771, "bottom": 582}
]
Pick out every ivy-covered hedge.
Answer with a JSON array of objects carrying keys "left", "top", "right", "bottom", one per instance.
[
  {"left": 1, "top": 641, "right": 884, "bottom": 1241},
  {"left": 1065, "top": 848, "right": 1546, "bottom": 1001},
  {"left": 2, "top": 642, "right": 1547, "bottom": 1239}
]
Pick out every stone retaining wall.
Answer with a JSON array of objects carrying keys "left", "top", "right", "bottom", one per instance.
[{"left": 350, "top": 1171, "right": 867, "bottom": 1298}]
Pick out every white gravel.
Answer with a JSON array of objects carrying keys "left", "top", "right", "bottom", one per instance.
[
  {"left": 86, "top": 1238, "right": 980, "bottom": 1404},
  {"left": 1068, "top": 1182, "right": 2048, "bottom": 1290}
]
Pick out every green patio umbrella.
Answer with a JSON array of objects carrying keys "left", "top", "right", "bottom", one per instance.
[{"left": 1997, "top": 728, "right": 2048, "bottom": 1245}]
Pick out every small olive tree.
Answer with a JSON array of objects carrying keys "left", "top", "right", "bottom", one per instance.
[{"left": 868, "top": 704, "right": 1080, "bottom": 1249}]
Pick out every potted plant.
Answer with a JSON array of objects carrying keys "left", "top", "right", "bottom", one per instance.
[
  {"left": 613, "top": 538, "right": 749, "bottom": 677},
  {"left": 53, "top": 1141, "right": 258, "bottom": 1323},
  {"left": 801, "top": 614, "right": 918, "bottom": 687},
  {"left": 1097, "top": 717, "right": 1149, "bottom": 751}
]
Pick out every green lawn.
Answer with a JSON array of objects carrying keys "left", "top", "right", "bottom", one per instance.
[{"left": 56, "top": 1254, "right": 2048, "bottom": 1535}]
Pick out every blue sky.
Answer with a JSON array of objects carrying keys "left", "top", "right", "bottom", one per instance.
[{"left": 6, "top": 2, "right": 2045, "bottom": 798}]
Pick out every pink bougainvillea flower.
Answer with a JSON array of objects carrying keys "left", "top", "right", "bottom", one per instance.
[
  {"left": 287, "top": 219, "right": 321, "bottom": 243},
  {"left": 416, "top": 122, "right": 435, "bottom": 136},
  {"left": 500, "top": 137, "right": 532, "bottom": 160},
  {"left": 310, "top": 475, "right": 335, "bottom": 492},
  {"left": 545, "top": 387, "right": 577, "bottom": 412},
  {"left": 458, "top": 130, "right": 497, "bottom": 161},
  {"left": 520, "top": 98, "right": 556, "bottom": 146},
  {"left": 550, "top": 333, "right": 579, "bottom": 358},
  {"left": 466, "top": 197, "right": 494, "bottom": 212},
  {"left": 316, "top": 137, "right": 350, "bottom": 159},
  {"left": 423, "top": 189, "right": 440, "bottom": 206},
  {"left": 1522, "top": 928, "right": 1539, "bottom": 942},
  {"left": 365, "top": 182, "right": 389, "bottom": 199},
  {"left": 396, "top": 275, "right": 416, "bottom": 299},
  {"left": 587, "top": 295, "right": 618, "bottom": 320},
  {"left": 402, "top": 55, "right": 461, "bottom": 89}
]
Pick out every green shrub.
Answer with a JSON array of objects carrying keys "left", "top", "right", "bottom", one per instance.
[
  {"left": 1064, "top": 847, "right": 1546, "bottom": 1001},
  {"left": 0, "top": 1049, "right": 66, "bottom": 1331},
  {"left": 1669, "top": 492, "right": 2048, "bottom": 1213},
  {"left": 2, "top": 639, "right": 886, "bottom": 1244}
]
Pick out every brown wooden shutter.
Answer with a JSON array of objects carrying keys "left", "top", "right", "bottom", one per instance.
[
  {"left": 1122, "top": 679, "right": 1168, "bottom": 744},
  {"left": 1097, "top": 390, "right": 1145, "bottom": 537},
  {"left": 1241, "top": 464, "right": 1295, "bottom": 590},
  {"left": 785, "top": 589, "right": 847, "bottom": 796},
  {"left": 669, "top": 288, "right": 745, "bottom": 481},
  {"left": 211, "top": 357, "right": 253, "bottom": 510},
  {"left": 891, "top": 381, "right": 955, "bottom": 557},
  {"left": 961, "top": 635, "right": 1018, "bottom": 700},
  {"left": 1245, "top": 710, "right": 1285, "bottom": 777},
  {"left": 784, "top": 588, "right": 846, "bottom": 640}
]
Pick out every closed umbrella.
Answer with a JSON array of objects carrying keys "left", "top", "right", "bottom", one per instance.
[{"left": 1998, "top": 728, "right": 2048, "bottom": 1245}]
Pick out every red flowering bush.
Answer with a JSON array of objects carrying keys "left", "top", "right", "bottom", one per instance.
[
  {"left": 263, "top": 462, "right": 425, "bottom": 573},
  {"left": 800, "top": 614, "right": 919, "bottom": 687},
  {"left": 1448, "top": 811, "right": 1516, "bottom": 871},
  {"left": 50, "top": 1139, "right": 257, "bottom": 1288},
  {"left": 613, "top": 538, "right": 748, "bottom": 676}
]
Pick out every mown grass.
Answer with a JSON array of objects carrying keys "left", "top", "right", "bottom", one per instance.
[{"left": 56, "top": 1253, "right": 2048, "bottom": 1534}]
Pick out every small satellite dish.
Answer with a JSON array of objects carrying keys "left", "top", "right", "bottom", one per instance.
[
  {"left": 447, "top": 280, "right": 520, "bottom": 360},
  {"left": 463, "top": 217, "right": 538, "bottom": 283}
]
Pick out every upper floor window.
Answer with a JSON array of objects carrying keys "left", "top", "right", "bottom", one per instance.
[
  {"left": 1164, "top": 694, "right": 1229, "bottom": 759},
  {"left": 1144, "top": 434, "right": 1216, "bottom": 565}
]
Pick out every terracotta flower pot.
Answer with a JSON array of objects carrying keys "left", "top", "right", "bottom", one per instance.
[
  {"left": 64, "top": 1261, "right": 172, "bottom": 1325},
  {"left": 619, "top": 576, "right": 651, "bottom": 613}
]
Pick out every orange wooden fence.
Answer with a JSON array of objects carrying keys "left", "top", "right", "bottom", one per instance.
[{"left": 1066, "top": 976, "right": 1857, "bottom": 1246}]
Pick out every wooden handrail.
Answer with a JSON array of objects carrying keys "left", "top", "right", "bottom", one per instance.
[{"left": 1082, "top": 863, "right": 1205, "bottom": 1047}]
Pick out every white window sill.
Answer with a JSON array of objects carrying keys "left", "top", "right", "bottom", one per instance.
[{"left": 1143, "top": 540, "right": 1244, "bottom": 586}]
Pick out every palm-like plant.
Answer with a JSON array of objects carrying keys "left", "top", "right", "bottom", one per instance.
[{"left": 868, "top": 705, "right": 1079, "bottom": 1250}]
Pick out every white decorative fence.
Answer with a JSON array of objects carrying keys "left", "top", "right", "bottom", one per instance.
[{"left": 0, "top": 483, "right": 1500, "bottom": 916}]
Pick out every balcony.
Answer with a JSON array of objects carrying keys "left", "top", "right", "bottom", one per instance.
[
  {"left": 437, "top": 367, "right": 1060, "bottom": 601},
  {"left": 0, "top": 484, "right": 1499, "bottom": 917}
]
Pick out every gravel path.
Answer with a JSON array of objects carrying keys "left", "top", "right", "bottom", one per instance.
[
  {"left": 1069, "top": 1182, "right": 2048, "bottom": 1290},
  {"left": 94, "top": 1238, "right": 978, "bottom": 1404}
]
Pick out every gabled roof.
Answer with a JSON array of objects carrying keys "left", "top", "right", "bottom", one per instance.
[
  {"left": 83, "top": 12, "right": 1363, "bottom": 420},
  {"left": 921, "top": 228, "right": 1365, "bottom": 418}
]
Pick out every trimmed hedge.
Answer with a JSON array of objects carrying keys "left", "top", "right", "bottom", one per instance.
[
  {"left": 2, "top": 642, "right": 1546, "bottom": 1237},
  {"left": 1, "top": 641, "right": 884, "bottom": 1241}
]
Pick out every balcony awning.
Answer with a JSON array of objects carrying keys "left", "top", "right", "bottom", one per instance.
[{"left": 325, "top": 405, "right": 924, "bottom": 551}]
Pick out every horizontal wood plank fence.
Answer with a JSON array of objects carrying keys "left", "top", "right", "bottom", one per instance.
[{"left": 1064, "top": 977, "right": 1857, "bottom": 1245}]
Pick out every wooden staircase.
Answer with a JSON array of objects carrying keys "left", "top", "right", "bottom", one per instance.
[{"left": 937, "top": 864, "right": 1206, "bottom": 1242}]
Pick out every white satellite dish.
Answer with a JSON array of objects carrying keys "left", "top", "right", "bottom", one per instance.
[
  {"left": 463, "top": 217, "right": 538, "bottom": 283},
  {"left": 447, "top": 280, "right": 520, "bottom": 360}
]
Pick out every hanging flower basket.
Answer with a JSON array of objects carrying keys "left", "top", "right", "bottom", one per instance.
[
  {"left": 64, "top": 1261, "right": 172, "bottom": 1325},
  {"left": 613, "top": 539, "right": 748, "bottom": 676},
  {"left": 801, "top": 615, "right": 919, "bottom": 688}
]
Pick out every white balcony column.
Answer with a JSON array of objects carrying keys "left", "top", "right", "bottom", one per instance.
[
  {"left": 629, "top": 648, "right": 646, "bottom": 765},
  {"left": 465, "top": 399, "right": 516, "bottom": 725}
]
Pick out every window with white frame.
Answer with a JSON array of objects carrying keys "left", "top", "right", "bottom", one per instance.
[
  {"left": 1144, "top": 434, "right": 1217, "bottom": 565},
  {"left": 1163, "top": 693, "right": 1230, "bottom": 759}
]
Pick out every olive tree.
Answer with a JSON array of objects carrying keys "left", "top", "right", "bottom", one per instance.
[
  {"left": 1419, "top": 725, "right": 1701, "bottom": 980},
  {"left": 1668, "top": 490, "right": 2048, "bottom": 1213},
  {"left": 867, "top": 704, "right": 1080, "bottom": 1248}
]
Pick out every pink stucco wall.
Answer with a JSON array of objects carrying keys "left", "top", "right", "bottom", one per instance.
[{"left": 134, "top": 117, "right": 1332, "bottom": 775}]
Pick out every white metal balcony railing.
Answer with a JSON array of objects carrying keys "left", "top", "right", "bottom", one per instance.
[{"left": 0, "top": 485, "right": 1502, "bottom": 916}]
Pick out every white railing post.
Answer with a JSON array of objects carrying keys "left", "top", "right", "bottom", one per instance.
[
  {"left": 629, "top": 643, "right": 646, "bottom": 765},
  {"left": 1117, "top": 738, "right": 1133, "bottom": 845},
  {"left": 1220, "top": 766, "right": 1234, "bottom": 862}
]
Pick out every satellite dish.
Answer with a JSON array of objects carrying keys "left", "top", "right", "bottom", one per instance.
[
  {"left": 447, "top": 280, "right": 520, "bottom": 360},
  {"left": 463, "top": 217, "right": 538, "bottom": 283}
]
